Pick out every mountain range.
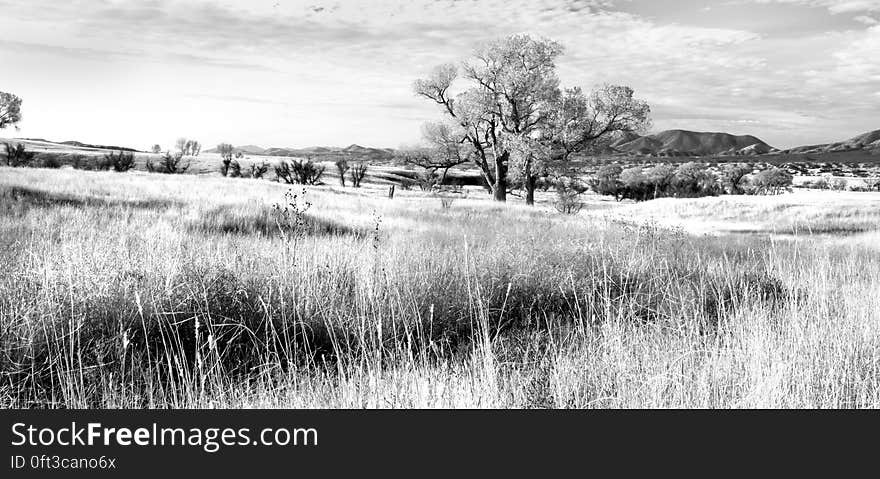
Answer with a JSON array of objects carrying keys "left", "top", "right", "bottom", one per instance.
[
  {"left": 211, "top": 129, "right": 876, "bottom": 160},
  {"left": 205, "top": 143, "right": 394, "bottom": 160},
  {"left": 9, "top": 129, "right": 879, "bottom": 161},
  {"left": 609, "top": 128, "right": 880, "bottom": 158}
]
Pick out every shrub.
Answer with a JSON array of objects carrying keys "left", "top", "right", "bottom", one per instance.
[
  {"left": 250, "top": 161, "right": 269, "bottom": 179},
  {"left": 217, "top": 143, "right": 235, "bottom": 176},
  {"left": 806, "top": 178, "right": 830, "bottom": 190},
  {"left": 671, "top": 162, "right": 720, "bottom": 198},
  {"left": 830, "top": 178, "right": 847, "bottom": 191},
  {"left": 417, "top": 168, "right": 439, "bottom": 191},
  {"left": 103, "top": 150, "right": 135, "bottom": 172},
  {"left": 147, "top": 151, "right": 190, "bottom": 174},
  {"left": 3, "top": 142, "right": 35, "bottom": 167},
  {"left": 589, "top": 165, "right": 623, "bottom": 200},
  {"left": 554, "top": 177, "right": 587, "bottom": 214},
  {"left": 350, "top": 163, "right": 368, "bottom": 188},
  {"left": 228, "top": 160, "right": 242, "bottom": 178},
  {"left": 275, "top": 159, "right": 325, "bottom": 185},
  {"left": 619, "top": 167, "right": 652, "bottom": 201},
  {"left": 438, "top": 194, "right": 456, "bottom": 209},
  {"left": 749, "top": 167, "right": 793, "bottom": 195},
  {"left": 41, "top": 155, "right": 63, "bottom": 169},
  {"left": 863, "top": 178, "right": 880, "bottom": 191},
  {"left": 644, "top": 164, "right": 675, "bottom": 199},
  {"left": 70, "top": 154, "right": 92, "bottom": 170},
  {"left": 720, "top": 163, "right": 752, "bottom": 195}
]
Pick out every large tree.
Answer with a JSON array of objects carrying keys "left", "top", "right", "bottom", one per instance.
[
  {"left": 518, "top": 85, "right": 650, "bottom": 204},
  {"left": 0, "top": 91, "right": 23, "bottom": 130},
  {"left": 415, "top": 35, "right": 563, "bottom": 202},
  {"left": 415, "top": 35, "right": 650, "bottom": 205}
]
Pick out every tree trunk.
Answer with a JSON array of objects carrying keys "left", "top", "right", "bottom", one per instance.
[
  {"left": 492, "top": 152, "right": 508, "bottom": 202},
  {"left": 525, "top": 175, "right": 536, "bottom": 206}
]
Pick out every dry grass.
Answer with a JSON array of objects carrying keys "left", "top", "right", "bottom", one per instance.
[{"left": 0, "top": 167, "right": 878, "bottom": 408}]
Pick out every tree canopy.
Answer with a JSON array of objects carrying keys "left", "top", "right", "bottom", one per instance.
[
  {"left": 0, "top": 91, "right": 23, "bottom": 130},
  {"left": 414, "top": 34, "right": 650, "bottom": 204}
]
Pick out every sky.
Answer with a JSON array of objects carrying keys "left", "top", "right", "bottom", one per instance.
[{"left": 0, "top": 0, "right": 878, "bottom": 150}]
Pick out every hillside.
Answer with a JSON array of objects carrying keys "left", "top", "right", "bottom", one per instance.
[
  {"left": 204, "top": 144, "right": 267, "bottom": 155},
  {"left": 615, "top": 129, "right": 774, "bottom": 157},
  {"left": 783, "top": 129, "right": 880, "bottom": 154}
]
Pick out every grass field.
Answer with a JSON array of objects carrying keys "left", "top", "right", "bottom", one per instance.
[{"left": 1, "top": 166, "right": 879, "bottom": 408}]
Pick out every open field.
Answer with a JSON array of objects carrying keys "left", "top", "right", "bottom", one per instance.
[{"left": 1, "top": 166, "right": 879, "bottom": 408}]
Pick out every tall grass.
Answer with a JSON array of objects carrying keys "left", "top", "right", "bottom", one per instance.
[{"left": 0, "top": 167, "right": 878, "bottom": 408}]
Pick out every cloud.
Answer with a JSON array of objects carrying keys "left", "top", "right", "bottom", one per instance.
[
  {"left": 0, "top": 0, "right": 877, "bottom": 148},
  {"left": 743, "top": 0, "right": 880, "bottom": 13}
]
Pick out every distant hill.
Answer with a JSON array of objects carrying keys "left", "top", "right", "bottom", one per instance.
[
  {"left": 261, "top": 144, "right": 394, "bottom": 160},
  {"left": 782, "top": 129, "right": 880, "bottom": 154},
  {"left": 615, "top": 130, "right": 775, "bottom": 157},
  {"left": 204, "top": 144, "right": 266, "bottom": 155},
  {"left": 202, "top": 143, "right": 394, "bottom": 160}
]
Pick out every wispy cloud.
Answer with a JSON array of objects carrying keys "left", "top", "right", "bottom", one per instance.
[{"left": 0, "top": 0, "right": 877, "bottom": 148}]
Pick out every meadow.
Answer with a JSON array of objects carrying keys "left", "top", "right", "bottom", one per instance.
[{"left": 1, "top": 166, "right": 879, "bottom": 408}]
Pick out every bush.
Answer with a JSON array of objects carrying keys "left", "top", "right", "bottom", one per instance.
[
  {"left": 147, "top": 152, "right": 190, "bottom": 174},
  {"left": 3, "top": 142, "right": 35, "bottom": 167},
  {"left": 671, "top": 162, "right": 720, "bottom": 198},
  {"left": 805, "top": 178, "right": 830, "bottom": 190},
  {"left": 417, "top": 168, "right": 439, "bottom": 191},
  {"left": 275, "top": 159, "right": 325, "bottom": 185},
  {"left": 619, "top": 167, "right": 652, "bottom": 201},
  {"left": 250, "top": 161, "right": 269, "bottom": 179},
  {"left": 644, "top": 164, "right": 675, "bottom": 199},
  {"left": 103, "top": 150, "right": 135, "bottom": 172},
  {"left": 41, "top": 155, "right": 63, "bottom": 169},
  {"left": 749, "top": 167, "right": 793, "bottom": 195},
  {"left": 228, "top": 160, "right": 242, "bottom": 178},
  {"left": 589, "top": 165, "right": 623, "bottom": 200},
  {"left": 554, "top": 177, "right": 587, "bottom": 214},
  {"left": 830, "top": 178, "right": 848, "bottom": 191},
  {"left": 720, "top": 163, "right": 752, "bottom": 195}
]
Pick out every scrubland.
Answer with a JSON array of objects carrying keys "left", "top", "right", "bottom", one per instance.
[{"left": 1, "top": 166, "right": 878, "bottom": 408}]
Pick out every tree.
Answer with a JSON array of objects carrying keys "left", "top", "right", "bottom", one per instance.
[
  {"left": 525, "top": 85, "right": 650, "bottom": 205},
  {"left": 415, "top": 35, "right": 563, "bottom": 202},
  {"left": 720, "top": 163, "right": 752, "bottom": 195},
  {"left": 750, "top": 167, "right": 792, "bottom": 195},
  {"left": 176, "top": 138, "right": 201, "bottom": 156},
  {"left": 644, "top": 164, "right": 675, "bottom": 199},
  {"left": 151, "top": 144, "right": 162, "bottom": 154},
  {"left": 350, "top": 163, "right": 368, "bottom": 187},
  {"left": 335, "top": 159, "right": 350, "bottom": 186},
  {"left": 275, "top": 159, "right": 325, "bottom": 185},
  {"left": 0, "top": 92, "right": 23, "bottom": 130},
  {"left": 589, "top": 164, "right": 624, "bottom": 200},
  {"left": 103, "top": 150, "right": 135, "bottom": 172},
  {"left": 415, "top": 34, "right": 649, "bottom": 205},
  {"left": 671, "top": 162, "right": 720, "bottom": 198},
  {"left": 3, "top": 142, "right": 35, "bottom": 167},
  {"left": 147, "top": 151, "right": 190, "bottom": 174},
  {"left": 619, "top": 166, "right": 652, "bottom": 201},
  {"left": 398, "top": 122, "right": 471, "bottom": 186},
  {"left": 217, "top": 143, "right": 235, "bottom": 176}
]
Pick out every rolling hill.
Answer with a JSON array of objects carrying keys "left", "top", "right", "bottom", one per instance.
[
  {"left": 782, "top": 129, "right": 880, "bottom": 154},
  {"left": 614, "top": 130, "right": 775, "bottom": 157}
]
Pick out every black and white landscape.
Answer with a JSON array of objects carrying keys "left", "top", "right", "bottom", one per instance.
[{"left": 1, "top": 0, "right": 879, "bottom": 409}]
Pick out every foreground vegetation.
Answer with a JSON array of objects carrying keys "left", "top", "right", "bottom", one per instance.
[{"left": 1, "top": 167, "right": 878, "bottom": 408}]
